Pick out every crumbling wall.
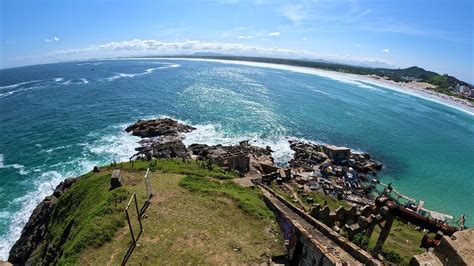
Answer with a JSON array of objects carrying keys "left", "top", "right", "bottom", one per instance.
[{"left": 266, "top": 199, "right": 336, "bottom": 266}]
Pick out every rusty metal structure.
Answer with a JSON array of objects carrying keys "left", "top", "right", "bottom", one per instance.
[{"left": 375, "top": 196, "right": 458, "bottom": 236}]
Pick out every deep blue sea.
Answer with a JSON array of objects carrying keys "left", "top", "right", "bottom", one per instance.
[{"left": 0, "top": 59, "right": 473, "bottom": 259}]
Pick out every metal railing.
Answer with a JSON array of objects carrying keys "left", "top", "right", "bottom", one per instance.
[{"left": 122, "top": 193, "right": 143, "bottom": 265}]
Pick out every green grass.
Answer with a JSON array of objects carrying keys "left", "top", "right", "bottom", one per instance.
[
  {"left": 303, "top": 191, "right": 351, "bottom": 210},
  {"left": 30, "top": 158, "right": 283, "bottom": 265},
  {"left": 79, "top": 171, "right": 285, "bottom": 264},
  {"left": 267, "top": 181, "right": 426, "bottom": 265},
  {"left": 269, "top": 182, "right": 350, "bottom": 211},
  {"left": 179, "top": 175, "right": 275, "bottom": 219},
  {"left": 355, "top": 219, "right": 430, "bottom": 265},
  {"left": 117, "top": 158, "right": 237, "bottom": 179},
  {"left": 38, "top": 172, "right": 128, "bottom": 265}
]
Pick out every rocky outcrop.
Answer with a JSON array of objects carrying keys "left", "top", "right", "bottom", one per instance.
[
  {"left": 8, "top": 178, "right": 77, "bottom": 265},
  {"left": 133, "top": 135, "right": 190, "bottom": 160},
  {"left": 288, "top": 140, "right": 382, "bottom": 174},
  {"left": 125, "top": 118, "right": 196, "bottom": 138},
  {"left": 289, "top": 141, "right": 328, "bottom": 171},
  {"left": 189, "top": 141, "right": 274, "bottom": 174},
  {"left": 127, "top": 118, "right": 196, "bottom": 160}
]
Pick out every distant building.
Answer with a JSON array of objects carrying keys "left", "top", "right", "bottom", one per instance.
[{"left": 401, "top": 76, "right": 421, "bottom": 82}]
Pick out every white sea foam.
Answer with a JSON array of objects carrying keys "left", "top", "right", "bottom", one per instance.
[
  {"left": 181, "top": 122, "right": 294, "bottom": 165},
  {"left": 104, "top": 63, "right": 180, "bottom": 81},
  {"left": 0, "top": 212, "right": 10, "bottom": 219},
  {"left": 60, "top": 78, "right": 89, "bottom": 85},
  {"left": 0, "top": 171, "right": 65, "bottom": 260},
  {"left": 105, "top": 67, "right": 160, "bottom": 81},
  {"left": 44, "top": 145, "right": 72, "bottom": 154},
  {"left": 76, "top": 62, "right": 102, "bottom": 66},
  {"left": 0, "top": 124, "right": 141, "bottom": 261},
  {"left": 158, "top": 63, "right": 180, "bottom": 69},
  {"left": 0, "top": 155, "right": 27, "bottom": 175},
  {"left": 127, "top": 57, "right": 473, "bottom": 116},
  {"left": 86, "top": 128, "right": 141, "bottom": 161},
  {"left": 0, "top": 80, "right": 43, "bottom": 90}
]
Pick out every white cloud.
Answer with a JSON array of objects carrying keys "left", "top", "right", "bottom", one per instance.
[
  {"left": 238, "top": 35, "right": 253, "bottom": 39},
  {"left": 8, "top": 38, "right": 393, "bottom": 71},
  {"left": 268, "top": 32, "right": 280, "bottom": 37},
  {"left": 44, "top": 37, "right": 59, "bottom": 42},
  {"left": 280, "top": 4, "right": 306, "bottom": 24},
  {"left": 302, "top": 37, "right": 308, "bottom": 40},
  {"left": 382, "top": 48, "right": 390, "bottom": 53},
  {"left": 52, "top": 39, "right": 300, "bottom": 57}
]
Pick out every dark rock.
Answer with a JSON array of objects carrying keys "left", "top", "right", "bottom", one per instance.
[
  {"left": 127, "top": 118, "right": 196, "bottom": 160},
  {"left": 187, "top": 141, "right": 274, "bottom": 174},
  {"left": 125, "top": 118, "right": 196, "bottom": 138},
  {"left": 188, "top": 143, "right": 210, "bottom": 157},
  {"left": 288, "top": 140, "right": 328, "bottom": 171},
  {"left": 8, "top": 199, "right": 54, "bottom": 264},
  {"left": 132, "top": 135, "right": 190, "bottom": 160},
  {"left": 8, "top": 178, "right": 77, "bottom": 264}
]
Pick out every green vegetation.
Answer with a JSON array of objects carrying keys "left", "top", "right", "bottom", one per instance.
[
  {"left": 31, "top": 158, "right": 284, "bottom": 265},
  {"left": 179, "top": 175, "right": 275, "bottom": 219},
  {"left": 270, "top": 181, "right": 350, "bottom": 211},
  {"left": 303, "top": 191, "right": 351, "bottom": 210},
  {"left": 269, "top": 181, "right": 426, "bottom": 265},
  {"left": 38, "top": 172, "right": 128, "bottom": 264},
  {"left": 367, "top": 219, "right": 430, "bottom": 265},
  {"left": 119, "top": 158, "right": 237, "bottom": 179},
  {"left": 349, "top": 219, "right": 429, "bottom": 265}
]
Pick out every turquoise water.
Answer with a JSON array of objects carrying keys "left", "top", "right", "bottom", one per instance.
[{"left": 0, "top": 59, "right": 473, "bottom": 258}]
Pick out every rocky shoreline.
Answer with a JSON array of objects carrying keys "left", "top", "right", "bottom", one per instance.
[
  {"left": 124, "top": 118, "right": 384, "bottom": 204},
  {"left": 8, "top": 178, "right": 77, "bottom": 264},
  {"left": 7, "top": 118, "right": 384, "bottom": 264}
]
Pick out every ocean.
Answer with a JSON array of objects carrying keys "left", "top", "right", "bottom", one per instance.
[{"left": 0, "top": 58, "right": 473, "bottom": 259}]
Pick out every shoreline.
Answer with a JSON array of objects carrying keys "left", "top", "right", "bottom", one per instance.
[{"left": 126, "top": 57, "right": 474, "bottom": 116}]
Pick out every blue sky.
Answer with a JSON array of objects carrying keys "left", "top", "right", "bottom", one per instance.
[{"left": 1, "top": 0, "right": 473, "bottom": 82}]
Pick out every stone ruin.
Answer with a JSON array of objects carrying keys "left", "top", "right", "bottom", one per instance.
[{"left": 206, "top": 148, "right": 250, "bottom": 172}]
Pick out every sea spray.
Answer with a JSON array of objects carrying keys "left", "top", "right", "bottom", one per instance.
[{"left": 0, "top": 124, "right": 140, "bottom": 260}]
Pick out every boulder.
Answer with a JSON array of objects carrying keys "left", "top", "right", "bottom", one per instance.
[{"left": 125, "top": 118, "right": 196, "bottom": 138}]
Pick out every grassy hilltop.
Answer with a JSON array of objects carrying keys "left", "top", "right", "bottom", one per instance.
[
  {"left": 31, "top": 159, "right": 285, "bottom": 265},
  {"left": 24, "top": 158, "right": 431, "bottom": 265}
]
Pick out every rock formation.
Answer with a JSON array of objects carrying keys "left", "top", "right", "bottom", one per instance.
[
  {"left": 126, "top": 118, "right": 196, "bottom": 160},
  {"left": 8, "top": 178, "right": 77, "bottom": 264},
  {"left": 125, "top": 118, "right": 195, "bottom": 138}
]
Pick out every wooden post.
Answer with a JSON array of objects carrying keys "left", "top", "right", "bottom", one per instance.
[{"left": 134, "top": 194, "right": 143, "bottom": 232}]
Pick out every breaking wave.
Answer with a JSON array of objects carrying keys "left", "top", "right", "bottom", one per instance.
[
  {"left": 105, "top": 63, "right": 180, "bottom": 81},
  {"left": 0, "top": 155, "right": 27, "bottom": 175},
  {"left": 0, "top": 124, "right": 140, "bottom": 260},
  {"left": 0, "top": 77, "right": 89, "bottom": 99},
  {"left": 181, "top": 121, "right": 295, "bottom": 165}
]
